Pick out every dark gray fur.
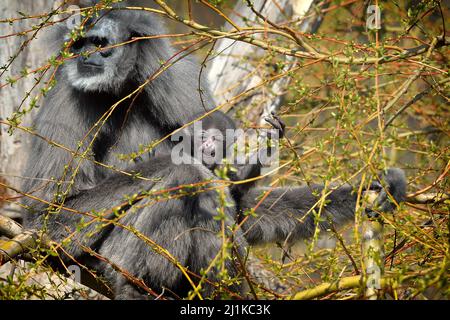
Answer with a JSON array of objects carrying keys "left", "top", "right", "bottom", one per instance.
[
  {"left": 22, "top": 2, "right": 407, "bottom": 299},
  {"left": 183, "top": 110, "right": 237, "bottom": 171},
  {"left": 184, "top": 111, "right": 287, "bottom": 201}
]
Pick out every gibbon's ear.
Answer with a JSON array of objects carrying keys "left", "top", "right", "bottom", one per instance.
[{"left": 128, "top": 10, "right": 167, "bottom": 39}]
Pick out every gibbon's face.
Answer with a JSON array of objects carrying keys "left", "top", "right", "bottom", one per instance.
[{"left": 65, "top": 17, "right": 139, "bottom": 92}]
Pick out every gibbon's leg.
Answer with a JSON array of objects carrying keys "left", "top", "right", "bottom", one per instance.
[{"left": 94, "top": 161, "right": 245, "bottom": 299}]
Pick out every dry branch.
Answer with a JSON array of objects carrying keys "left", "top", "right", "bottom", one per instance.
[
  {"left": 291, "top": 275, "right": 362, "bottom": 300},
  {"left": 407, "top": 192, "right": 449, "bottom": 204},
  {"left": 0, "top": 214, "right": 23, "bottom": 238},
  {"left": 0, "top": 214, "right": 50, "bottom": 266},
  {"left": 0, "top": 230, "right": 43, "bottom": 266}
]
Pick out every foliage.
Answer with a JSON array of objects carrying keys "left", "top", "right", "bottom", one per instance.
[{"left": 0, "top": 0, "right": 448, "bottom": 300}]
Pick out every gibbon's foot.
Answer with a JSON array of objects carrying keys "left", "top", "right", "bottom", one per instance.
[
  {"left": 265, "top": 111, "right": 286, "bottom": 139},
  {"left": 363, "top": 181, "right": 391, "bottom": 218}
]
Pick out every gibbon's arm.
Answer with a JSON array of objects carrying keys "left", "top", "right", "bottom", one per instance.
[
  {"left": 239, "top": 168, "right": 406, "bottom": 245},
  {"left": 21, "top": 94, "right": 102, "bottom": 212},
  {"left": 230, "top": 113, "right": 286, "bottom": 198}
]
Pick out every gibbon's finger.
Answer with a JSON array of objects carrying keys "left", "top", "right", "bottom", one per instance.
[{"left": 265, "top": 117, "right": 285, "bottom": 138}]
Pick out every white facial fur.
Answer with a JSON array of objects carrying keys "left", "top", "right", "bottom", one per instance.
[{"left": 64, "top": 18, "right": 137, "bottom": 93}]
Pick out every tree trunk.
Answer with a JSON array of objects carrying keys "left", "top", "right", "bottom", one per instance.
[
  {"left": 208, "top": 0, "right": 326, "bottom": 124},
  {"left": 0, "top": 0, "right": 53, "bottom": 216}
]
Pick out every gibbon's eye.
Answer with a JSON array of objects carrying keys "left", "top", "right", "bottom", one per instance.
[
  {"left": 89, "top": 36, "right": 108, "bottom": 48},
  {"left": 72, "top": 38, "right": 86, "bottom": 51}
]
